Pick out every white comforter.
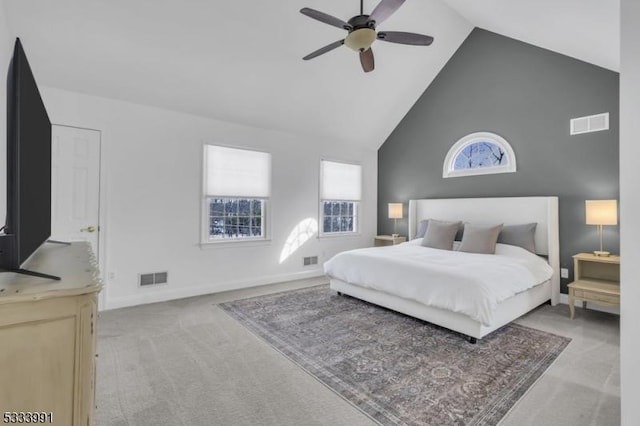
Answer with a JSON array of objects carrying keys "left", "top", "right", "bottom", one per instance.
[{"left": 323, "top": 240, "right": 553, "bottom": 326}]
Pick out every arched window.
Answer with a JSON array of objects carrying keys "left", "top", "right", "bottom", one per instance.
[{"left": 443, "top": 132, "right": 516, "bottom": 178}]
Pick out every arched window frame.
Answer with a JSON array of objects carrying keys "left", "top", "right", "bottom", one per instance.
[{"left": 442, "top": 132, "right": 517, "bottom": 178}]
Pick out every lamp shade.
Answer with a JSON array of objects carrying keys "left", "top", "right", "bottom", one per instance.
[
  {"left": 585, "top": 200, "right": 618, "bottom": 225},
  {"left": 388, "top": 203, "right": 403, "bottom": 219}
]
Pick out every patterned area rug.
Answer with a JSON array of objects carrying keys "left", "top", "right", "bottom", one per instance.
[{"left": 219, "top": 285, "right": 570, "bottom": 426}]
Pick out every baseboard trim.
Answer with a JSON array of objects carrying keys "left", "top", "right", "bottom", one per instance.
[
  {"left": 104, "top": 269, "right": 325, "bottom": 310},
  {"left": 105, "top": 279, "right": 622, "bottom": 315},
  {"left": 558, "top": 293, "right": 620, "bottom": 315}
]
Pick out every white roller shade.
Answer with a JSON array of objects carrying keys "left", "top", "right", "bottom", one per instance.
[
  {"left": 321, "top": 160, "right": 362, "bottom": 201},
  {"left": 206, "top": 145, "right": 271, "bottom": 198}
]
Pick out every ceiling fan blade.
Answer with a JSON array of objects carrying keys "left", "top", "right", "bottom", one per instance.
[
  {"left": 377, "top": 31, "right": 434, "bottom": 46},
  {"left": 368, "top": 0, "right": 405, "bottom": 26},
  {"left": 300, "top": 8, "right": 352, "bottom": 31},
  {"left": 303, "top": 39, "right": 345, "bottom": 60},
  {"left": 360, "top": 48, "right": 375, "bottom": 73}
]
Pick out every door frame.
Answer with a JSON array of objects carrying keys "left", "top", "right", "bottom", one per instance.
[{"left": 52, "top": 124, "right": 107, "bottom": 310}]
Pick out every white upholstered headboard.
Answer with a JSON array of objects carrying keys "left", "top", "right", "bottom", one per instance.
[{"left": 408, "top": 197, "right": 560, "bottom": 305}]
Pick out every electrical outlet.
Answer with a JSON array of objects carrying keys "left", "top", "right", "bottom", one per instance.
[
  {"left": 108, "top": 272, "right": 116, "bottom": 280},
  {"left": 560, "top": 268, "right": 569, "bottom": 279}
]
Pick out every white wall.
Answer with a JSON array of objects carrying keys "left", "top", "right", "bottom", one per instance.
[
  {"left": 620, "top": 0, "right": 640, "bottom": 423},
  {"left": 0, "top": 4, "right": 13, "bottom": 219},
  {"left": 39, "top": 87, "right": 377, "bottom": 309}
]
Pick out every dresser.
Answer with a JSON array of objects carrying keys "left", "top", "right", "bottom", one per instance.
[{"left": 0, "top": 242, "right": 101, "bottom": 425}]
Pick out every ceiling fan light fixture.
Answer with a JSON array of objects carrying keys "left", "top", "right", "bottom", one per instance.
[
  {"left": 300, "top": 1, "right": 434, "bottom": 72},
  {"left": 344, "top": 28, "right": 376, "bottom": 51}
]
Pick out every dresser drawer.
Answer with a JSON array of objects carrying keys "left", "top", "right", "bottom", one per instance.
[{"left": 574, "top": 289, "right": 619, "bottom": 305}]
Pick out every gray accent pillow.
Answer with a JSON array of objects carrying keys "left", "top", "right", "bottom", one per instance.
[
  {"left": 416, "top": 219, "right": 464, "bottom": 240},
  {"left": 458, "top": 223, "right": 504, "bottom": 254},
  {"left": 498, "top": 223, "right": 538, "bottom": 253},
  {"left": 421, "top": 220, "right": 462, "bottom": 251},
  {"left": 415, "top": 219, "right": 429, "bottom": 239}
]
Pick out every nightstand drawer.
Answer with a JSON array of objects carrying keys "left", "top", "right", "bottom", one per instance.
[{"left": 574, "top": 289, "right": 619, "bottom": 305}]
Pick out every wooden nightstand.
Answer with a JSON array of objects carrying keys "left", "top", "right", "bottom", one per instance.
[
  {"left": 374, "top": 235, "right": 407, "bottom": 247},
  {"left": 567, "top": 253, "right": 620, "bottom": 319}
]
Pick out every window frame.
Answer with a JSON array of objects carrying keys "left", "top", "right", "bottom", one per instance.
[
  {"left": 320, "top": 200, "right": 359, "bottom": 236},
  {"left": 442, "top": 132, "right": 517, "bottom": 178},
  {"left": 205, "top": 197, "right": 268, "bottom": 242},
  {"left": 201, "top": 144, "right": 272, "bottom": 245},
  {"left": 319, "top": 159, "right": 362, "bottom": 238}
]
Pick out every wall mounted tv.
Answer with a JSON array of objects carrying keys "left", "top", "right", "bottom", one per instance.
[{"left": 0, "top": 38, "right": 60, "bottom": 280}]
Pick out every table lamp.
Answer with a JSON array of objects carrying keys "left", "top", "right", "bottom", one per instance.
[
  {"left": 585, "top": 199, "right": 617, "bottom": 256},
  {"left": 388, "top": 203, "right": 403, "bottom": 238}
]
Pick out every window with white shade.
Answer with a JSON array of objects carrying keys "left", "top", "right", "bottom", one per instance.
[
  {"left": 320, "top": 160, "right": 361, "bottom": 235},
  {"left": 203, "top": 145, "right": 271, "bottom": 242}
]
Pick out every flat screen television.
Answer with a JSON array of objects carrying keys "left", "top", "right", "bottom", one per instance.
[{"left": 0, "top": 38, "right": 60, "bottom": 280}]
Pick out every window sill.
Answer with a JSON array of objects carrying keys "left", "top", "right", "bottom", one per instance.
[{"left": 200, "top": 238, "right": 272, "bottom": 249}]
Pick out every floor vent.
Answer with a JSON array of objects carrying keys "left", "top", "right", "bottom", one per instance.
[
  {"left": 139, "top": 271, "right": 168, "bottom": 286},
  {"left": 570, "top": 112, "right": 609, "bottom": 135},
  {"left": 303, "top": 256, "right": 318, "bottom": 266}
]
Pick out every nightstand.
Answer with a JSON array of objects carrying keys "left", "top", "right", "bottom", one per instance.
[
  {"left": 567, "top": 253, "right": 620, "bottom": 319},
  {"left": 374, "top": 235, "right": 407, "bottom": 247}
]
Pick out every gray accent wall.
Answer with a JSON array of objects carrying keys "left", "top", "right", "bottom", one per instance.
[{"left": 378, "top": 28, "right": 619, "bottom": 293}]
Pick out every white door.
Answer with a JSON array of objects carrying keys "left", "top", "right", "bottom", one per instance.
[{"left": 51, "top": 125, "right": 101, "bottom": 257}]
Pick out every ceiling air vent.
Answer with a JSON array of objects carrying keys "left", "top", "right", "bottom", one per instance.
[
  {"left": 570, "top": 112, "right": 609, "bottom": 135},
  {"left": 139, "top": 271, "right": 168, "bottom": 286}
]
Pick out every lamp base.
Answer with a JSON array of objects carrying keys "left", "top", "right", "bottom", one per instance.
[{"left": 593, "top": 250, "right": 611, "bottom": 257}]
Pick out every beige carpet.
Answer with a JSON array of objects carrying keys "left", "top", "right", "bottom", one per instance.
[{"left": 96, "top": 284, "right": 374, "bottom": 426}]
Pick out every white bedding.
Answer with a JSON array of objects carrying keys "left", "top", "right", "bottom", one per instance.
[{"left": 323, "top": 240, "right": 553, "bottom": 326}]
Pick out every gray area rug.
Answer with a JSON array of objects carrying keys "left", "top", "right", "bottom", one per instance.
[{"left": 220, "top": 285, "right": 571, "bottom": 426}]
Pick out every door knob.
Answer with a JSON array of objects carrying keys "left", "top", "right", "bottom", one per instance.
[{"left": 81, "top": 226, "right": 97, "bottom": 233}]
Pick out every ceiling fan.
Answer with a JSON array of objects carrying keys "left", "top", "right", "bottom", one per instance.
[{"left": 300, "top": 0, "right": 434, "bottom": 73}]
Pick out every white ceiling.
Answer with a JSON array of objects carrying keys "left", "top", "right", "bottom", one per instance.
[
  {"left": 2, "top": 0, "right": 619, "bottom": 150},
  {"left": 443, "top": 0, "right": 620, "bottom": 71}
]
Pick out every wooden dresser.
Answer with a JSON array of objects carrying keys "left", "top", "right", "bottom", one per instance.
[{"left": 0, "top": 242, "right": 101, "bottom": 426}]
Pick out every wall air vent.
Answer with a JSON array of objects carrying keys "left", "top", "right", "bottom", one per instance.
[
  {"left": 570, "top": 112, "right": 609, "bottom": 135},
  {"left": 303, "top": 256, "right": 318, "bottom": 266},
  {"left": 139, "top": 271, "right": 168, "bottom": 286}
]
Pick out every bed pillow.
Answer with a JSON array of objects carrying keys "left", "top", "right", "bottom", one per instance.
[
  {"left": 421, "top": 220, "right": 461, "bottom": 250},
  {"left": 458, "top": 223, "right": 503, "bottom": 254},
  {"left": 498, "top": 223, "right": 537, "bottom": 253},
  {"left": 414, "top": 219, "right": 429, "bottom": 239},
  {"left": 415, "top": 219, "right": 464, "bottom": 240}
]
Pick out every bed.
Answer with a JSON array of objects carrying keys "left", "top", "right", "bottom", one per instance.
[{"left": 325, "top": 197, "right": 560, "bottom": 342}]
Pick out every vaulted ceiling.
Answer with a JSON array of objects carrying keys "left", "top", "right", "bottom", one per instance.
[{"left": 2, "top": 0, "right": 619, "bottom": 149}]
